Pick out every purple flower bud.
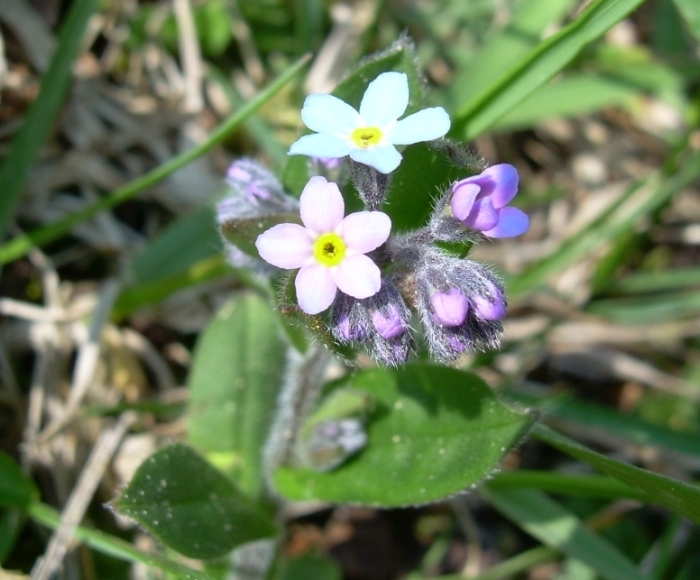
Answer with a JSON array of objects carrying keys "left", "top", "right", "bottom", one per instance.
[
  {"left": 446, "top": 334, "right": 467, "bottom": 354},
  {"left": 472, "top": 282, "right": 506, "bottom": 321},
  {"left": 430, "top": 288, "right": 469, "bottom": 327},
  {"left": 372, "top": 304, "right": 408, "bottom": 338},
  {"left": 336, "top": 311, "right": 367, "bottom": 342},
  {"left": 226, "top": 163, "right": 253, "bottom": 183},
  {"left": 225, "top": 158, "right": 287, "bottom": 205},
  {"left": 450, "top": 164, "right": 529, "bottom": 238}
]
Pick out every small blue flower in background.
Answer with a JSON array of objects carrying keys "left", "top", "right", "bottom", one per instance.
[
  {"left": 289, "top": 72, "right": 451, "bottom": 174},
  {"left": 451, "top": 164, "right": 529, "bottom": 238}
]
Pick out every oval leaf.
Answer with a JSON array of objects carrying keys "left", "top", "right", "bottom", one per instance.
[
  {"left": 0, "top": 451, "right": 39, "bottom": 508},
  {"left": 219, "top": 213, "right": 301, "bottom": 258},
  {"left": 187, "top": 293, "right": 288, "bottom": 499},
  {"left": 115, "top": 443, "right": 276, "bottom": 560},
  {"left": 274, "top": 363, "right": 535, "bottom": 506}
]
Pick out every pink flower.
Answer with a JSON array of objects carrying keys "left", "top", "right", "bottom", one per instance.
[
  {"left": 255, "top": 176, "right": 391, "bottom": 315},
  {"left": 451, "top": 164, "right": 529, "bottom": 238}
]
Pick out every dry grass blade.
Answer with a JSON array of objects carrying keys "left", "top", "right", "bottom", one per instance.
[{"left": 30, "top": 412, "right": 137, "bottom": 580}]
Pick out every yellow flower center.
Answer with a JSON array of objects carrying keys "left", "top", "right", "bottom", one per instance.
[
  {"left": 350, "top": 126, "right": 383, "bottom": 149},
  {"left": 313, "top": 232, "right": 346, "bottom": 266}
]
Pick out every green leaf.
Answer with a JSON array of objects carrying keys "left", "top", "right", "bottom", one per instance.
[
  {"left": 219, "top": 213, "right": 301, "bottom": 258},
  {"left": 384, "top": 142, "right": 464, "bottom": 232},
  {"left": 0, "top": 0, "right": 100, "bottom": 237},
  {"left": 486, "top": 488, "right": 649, "bottom": 580},
  {"left": 277, "top": 553, "right": 342, "bottom": 580},
  {"left": 114, "top": 254, "right": 230, "bottom": 319},
  {"left": 446, "top": 0, "right": 577, "bottom": 110},
  {"left": 115, "top": 443, "right": 276, "bottom": 560},
  {"left": 131, "top": 206, "right": 221, "bottom": 285},
  {"left": 673, "top": 0, "right": 700, "bottom": 40},
  {"left": 274, "top": 364, "right": 535, "bottom": 506},
  {"left": 0, "top": 451, "right": 39, "bottom": 508},
  {"left": 452, "top": 0, "right": 646, "bottom": 139},
  {"left": 492, "top": 74, "right": 639, "bottom": 131},
  {"left": 534, "top": 425, "right": 700, "bottom": 524},
  {"left": 0, "top": 509, "right": 23, "bottom": 561},
  {"left": 187, "top": 294, "right": 288, "bottom": 500}
]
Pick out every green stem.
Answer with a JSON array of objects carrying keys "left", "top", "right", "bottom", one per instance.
[
  {"left": 0, "top": 0, "right": 100, "bottom": 236},
  {"left": 0, "top": 54, "right": 311, "bottom": 265},
  {"left": 27, "top": 501, "right": 215, "bottom": 580}
]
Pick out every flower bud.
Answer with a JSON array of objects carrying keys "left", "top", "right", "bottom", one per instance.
[
  {"left": 372, "top": 303, "right": 408, "bottom": 338},
  {"left": 430, "top": 288, "right": 469, "bottom": 327}
]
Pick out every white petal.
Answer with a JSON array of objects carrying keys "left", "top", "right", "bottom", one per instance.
[
  {"left": 338, "top": 211, "right": 391, "bottom": 254},
  {"left": 299, "top": 176, "right": 345, "bottom": 233},
  {"left": 388, "top": 107, "right": 451, "bottom": 145},
  {"left": 255, "top": 223, "right": 312, "bottom": 269},
  {"left": 289, "top": 133, "right": 351, "bottom": 159},
  {"left": 359, "top": 72, "right": 409, "bottom": 127},
  {"left": 296, "top": 264, "right": 337, "bottom": 314},
  {"left": 301, "top": 93, "right": 361, "bottom": 134},
  {"left": 349, "top": 145, "right": 402, "bottom": 174},
  {"left": 333, "top": 255, "right": 381, "bottom": 299}
]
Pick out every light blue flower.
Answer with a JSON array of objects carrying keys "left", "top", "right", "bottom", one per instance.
[{"left": 289, "top": 72, "right": 451, "bottom": 174}]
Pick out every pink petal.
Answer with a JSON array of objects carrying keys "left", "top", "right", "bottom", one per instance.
[
  {"left": 333, "top": 255, "right": 381, "bottom": 299},
  {"left": 296, "top": 264, "right": 337, "bottom": 314},
  {"left": 255, "top": 223, "right": 312, "bottom": 268},
  {"left": 299, "top": 176, "right": 345, "bottom": 234},
  {"left": 481, "top": 207, "right": 529, "bottom": 238},
  {"left": 450, "top": 182, "right": 480, "bottom": 221},
  {"left": 337, "top": 211, "right": 391, "bottom": 254},
  {"left": 463, "top": 197, "right": 498, "bottom": 231},
  {"left": 482, "top": 164, "right": 519, "bottom": 209}
]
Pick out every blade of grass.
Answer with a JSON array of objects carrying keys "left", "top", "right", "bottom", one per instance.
[
  {"left": 508, "top": 148, "right": 700, "bottom": 298},
  {"left": 27, "top": 501, "right": 215, "bottom": 580},
  {"left": 0, "top": 53, "right": 311, "bottom": 265},
  {"left": 416, "top": 546, "right": 559, "bottom": 580},
  {"left": 534, "top": 424, "right": 700, "bottom": 524},
  {"left": 607, "top": 266, "right": 700, "bottom": 295},
  {"left": 487, "top": 471, "right": 648, "bottom": 501},
  {"left": 0, "top": 0, "right": 100, "bottom": 237},
  {"left": 113, "top": 254, "right": 229, "bottom": 319},
  {"left": 207, "top": 67, "right": 287, "bottom": 168},
  {"left": 587, "top": 291, "right": 700, "bottom": 324},
  {"left": 491, "top": 74, "right": 640, "bottom": 132},
  {"left": 509, "top": 389, "right": 700, "bottom": 457},
  {"left": 485, "top": 488, "right": 649, "bottom": 580},
  {"left": 452, "top": 0, "right": 646, "bottom": 139},
  {"left": 446, "top": 0, "right": 577, "bottom": 110}
]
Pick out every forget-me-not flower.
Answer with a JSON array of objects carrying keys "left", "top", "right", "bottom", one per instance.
[
  {"left": 255, "top": 176, "right": 391, "bottom": 315},
  {"left": 451, "top": 164, "right": 529, "bottom": 238},
  {"left": 289, "top": 72, "right": 451, "bottom": 174}
]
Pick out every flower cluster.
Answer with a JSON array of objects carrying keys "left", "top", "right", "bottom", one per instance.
[{"left": 217, "top": 71, "right": 529, "bottom": 365}]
